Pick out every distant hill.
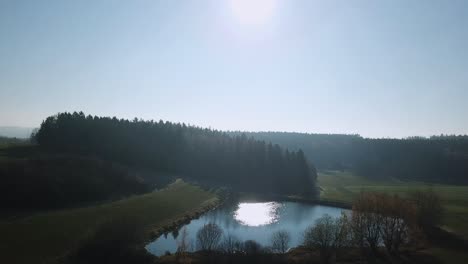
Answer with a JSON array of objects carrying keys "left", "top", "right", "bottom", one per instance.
[{"left": 0, "top": 126, "right": 35, "bottom": 138}]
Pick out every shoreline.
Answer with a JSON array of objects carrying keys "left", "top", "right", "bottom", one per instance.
[
  {"left": 145, "top": 191, "right": 351, "bottom": 246},
  {"left": 146, "top": 197, "right": 221, "bottom": 243},
  {"left": 144, "top": 188, "right": 234, "bottom": 245}
]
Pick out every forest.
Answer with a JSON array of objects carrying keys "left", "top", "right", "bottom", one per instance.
[
  {"left": 0, "top": 154, "right": 149, "bottom": 212},
  {"left": 32, "top": 112, "right": 316, "bottom": 196},
  {"left": 237, "top": 132, "right": 468, "bottom": 184}
]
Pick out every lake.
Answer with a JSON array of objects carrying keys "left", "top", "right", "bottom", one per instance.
[{"left": 146, "top": 201, "right": 347, "bottom": 256}]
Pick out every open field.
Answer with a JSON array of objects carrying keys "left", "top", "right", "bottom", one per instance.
[
  {"left": 0, "top": 180, "right": 218, "bottom": 264},
  {"left": 318, "top": 170, "right": 468, "bottom": 238},
  {"left": 318, "top": 170, "right": 468, "bottom": 264}
]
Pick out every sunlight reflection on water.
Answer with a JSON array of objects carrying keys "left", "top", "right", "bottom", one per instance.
[
  {"left": 234, "top": 202, "right": 282, "bottom": 226},
  {"left": 145, "top": 201, "right": 347, "bottom": 256}
]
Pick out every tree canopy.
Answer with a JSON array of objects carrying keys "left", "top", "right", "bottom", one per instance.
[
  {"left": 236, "top": 132, "right": 468, "bottom": 184},
  {"left": 34, "top": 112, "right": 317, "bottom": 195}
]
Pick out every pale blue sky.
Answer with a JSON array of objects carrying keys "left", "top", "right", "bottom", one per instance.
[{"left": 1, "top": 0, "right": 467, "bottom": 138}]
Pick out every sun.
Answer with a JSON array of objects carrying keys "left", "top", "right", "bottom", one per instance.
[{"left": 228, "top": 0, "right": 277, "bottom": 26}]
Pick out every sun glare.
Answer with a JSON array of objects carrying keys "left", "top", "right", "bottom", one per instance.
[
  {"left": 228, "top": 0, "right": 277, "bottom": 26},
  {"left": 234, "top": 202, "right": 282, "bottom": 226}
]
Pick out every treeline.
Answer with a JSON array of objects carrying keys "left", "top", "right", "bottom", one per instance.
[
  {"left": 236, "top": 132, "right": 468, "bottom": 184},
  {"left": 33, "top": 112, "right": 316, "bottom": 196}
]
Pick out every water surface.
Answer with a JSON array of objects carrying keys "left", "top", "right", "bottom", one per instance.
[{"left": 146, "top": 201, "right": 346, "bottom": 256}]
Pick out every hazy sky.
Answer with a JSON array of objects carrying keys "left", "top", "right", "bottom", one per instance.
[{"left": 1, "top": 0, "right": 467, "bottom": 138}]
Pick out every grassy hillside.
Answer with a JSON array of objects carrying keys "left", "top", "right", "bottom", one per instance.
[
  {"left": 0, "top": 180, "right": 218, "bottom": 264},
  {"left": 318, "top": 170, "right": 468, "bottom": 263}
]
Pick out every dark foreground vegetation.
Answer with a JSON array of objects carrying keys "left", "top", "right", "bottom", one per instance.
[
  {"left": 0, "top": 150, "right": 149, "bottom": 212},
  {"left": 33, "top": 112, "right": 316, "bottom": 196},
  {"left": 1, "top": 113, "right": 466, "bottom": 264},
  {"left": 238, "top": 132, "right": 468, "bottom": 184},
  {"left": 155, "top": 247, "right": 439, "bottom": 264},
  {"left": 64, "top": 190, "right": 445, "bottom": 264},
  {"left": 1, "top": 112, "right": 317, "bottom": 214},
  {"left": 0, "top": 180, "right": 219, "bottom": 264}
]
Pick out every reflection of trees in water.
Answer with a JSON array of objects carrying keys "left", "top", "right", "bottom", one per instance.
[
  {"left": 279, "top": 202, "right": 346, "bottom": 226},
  {"left": 203, "top": 202, "right": 243, "bottom": 230},
  {"left": 267, "top": 202, "right": 283, "bottom": 224},
  {"left": 171, "top": 228, "right": 179, "bottom": 240},
  {"left": 259, "top": 202, "right": 307, "bottom": 226},
  {"left": 202, "top": 201, "right": 343, "bottom": 230},
  {"left": 283, "top": 202, "right": 317, "bottom": 225},
  {"left": 173, "top": 202, "right": 344, "bottom": 240},
  {"left": 148, "top": 201, "right": 348, "bottom": 256}
]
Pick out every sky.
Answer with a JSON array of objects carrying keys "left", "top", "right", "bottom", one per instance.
[{"left": 1, "top": 0, "right": 467, "bottom": 138}]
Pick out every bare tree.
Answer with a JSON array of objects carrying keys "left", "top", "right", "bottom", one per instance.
[
  {"left": 196, "top": 223, "right": 223, "bottom": 251},
  {"left": 304, "top": 213, "right": 350, "bottom": 264},
  {"left": 351, "top": 192, "right": 385, "bottom": 257},
  {"left": 379, "top": 194, "right": 416, "bottom": 254},
  {"left": 351, "top": 192, "right": 421, "bottom": 259},
  {"left": 176, "top": 227, "right": 191, "bottom": 253},
  {"left": 271, "top": 230, "right": 291, "bottom": 253},
  {"left": 176, "top": 227, "right": 193, "bottom": 264},
  {"left": 220, "top": 234, "right": 242, "bottom": 254}
]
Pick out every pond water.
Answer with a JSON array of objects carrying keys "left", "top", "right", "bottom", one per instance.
[{"left": 146, "top": 201, "right": 347, "bottom": 256}]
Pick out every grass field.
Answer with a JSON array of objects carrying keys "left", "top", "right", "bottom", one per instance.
[
  {"left": 0, "top": 180, "right": 218, "bottom": 264},
  {"left": 318, "top": 170, "right": 468, "bottom": 264}
]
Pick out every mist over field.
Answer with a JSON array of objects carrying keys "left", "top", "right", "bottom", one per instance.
[{"left": 0, "top": 127, "right": 34, "bottom": 138}]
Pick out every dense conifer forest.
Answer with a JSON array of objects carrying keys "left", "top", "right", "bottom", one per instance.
[
  {"left": 33, "top": 112, "right": 317, "bottom": 196},
  {"left": 236, "top": 132, "right": 468, "bottom": 184}
]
